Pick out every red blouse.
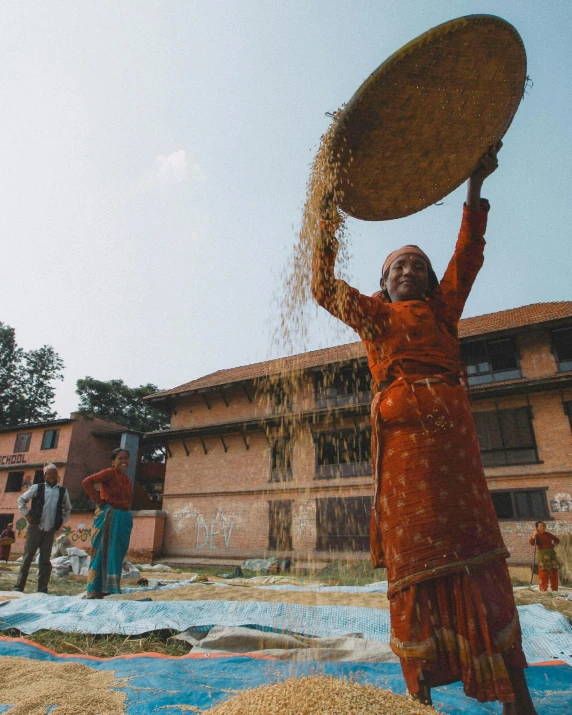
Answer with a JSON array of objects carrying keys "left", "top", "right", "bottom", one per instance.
[
  {"left": 530, "top": 532, "right": 559, "bottom": 549},
  {"left": 313, "top": 201, "right": 490, "bottom": 386},
  {"left": 82, "top": 468, "right": 133, "bottom": 511}
]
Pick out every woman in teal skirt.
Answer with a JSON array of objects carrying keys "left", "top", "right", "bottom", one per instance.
[{"left": 82, "top": 448, "right": 134, "bottom": 598}]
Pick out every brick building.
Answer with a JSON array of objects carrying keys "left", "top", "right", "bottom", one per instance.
[
  {"left": 146, "top": 301, "right": 572, "bottom": 566},
  {"left": 0, "top": 413, "right": 167, "bottom": 561}
]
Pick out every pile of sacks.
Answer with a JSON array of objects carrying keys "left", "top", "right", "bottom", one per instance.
[
  {"left": 242, "top": 557, "right": 291, "bottom": 574},
  {"left": 49, "top": 535, "right": 90, "bottom": 577},
  {"left": 48, "top": 534, "right": 140, "bottom": 579}
]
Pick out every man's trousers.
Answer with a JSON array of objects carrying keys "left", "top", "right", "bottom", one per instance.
[{"left": 15, "top": 523, "right": 56, "bottom": 592}]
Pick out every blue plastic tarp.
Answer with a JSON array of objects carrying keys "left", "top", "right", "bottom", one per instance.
[
  {"left": 0, "top": 637, "right": 570, "bottom": 715},
  {"left": 1, "top": 598, "right": 572, "bottom": 666},
  {"left": 0, "top": 596, "right": 393, "bottom": 641}
]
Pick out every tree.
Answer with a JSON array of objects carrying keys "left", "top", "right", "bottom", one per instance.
[
  {"left": 76, "top": 377, "right": 169, "bottom": 461},
  {"left": 0, "top": 321, "right": 64, "bottom": 427},
  {"left": 0, "top": 322, "right": 23, "bottom": 425},
  {"left": 18, "top": 346, "right": 64, "bottom": 423}
]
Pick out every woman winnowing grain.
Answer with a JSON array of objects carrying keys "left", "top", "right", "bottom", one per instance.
[{"left": 311, "top": 144, "right": 538, "bottom": 715}]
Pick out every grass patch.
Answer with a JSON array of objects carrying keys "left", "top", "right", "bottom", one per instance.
[
  {"left": 317, "top": 560, "right": 387, "bottom": 586},
  {"left": 3, "top": 628, "right": 191, "bottom": 657},
  {"left": 0, "top": 569, "right": 87, "bottom": 596},
  {"left": 512, "top": 588, "right": 572, "bottom": 626}
]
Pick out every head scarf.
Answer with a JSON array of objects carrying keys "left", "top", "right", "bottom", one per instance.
[
  {"left": 381, "top": 245, "right": 432, "bottom": 279},
  {"left": 43, "top": 463, "right": 58, "bottom": 475}
]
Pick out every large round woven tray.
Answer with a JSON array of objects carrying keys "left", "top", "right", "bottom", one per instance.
[{"left": 330, "top": 14, "right": 527, "bottom": 221}]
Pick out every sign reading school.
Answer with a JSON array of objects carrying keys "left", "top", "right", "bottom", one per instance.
[{"left": 0, "top": 454, "right": 27, "bottom": 466}]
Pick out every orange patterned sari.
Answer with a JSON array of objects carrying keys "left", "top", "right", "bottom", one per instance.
[{"left": 313, "top": 201, "right": 526, "bottom": 703}]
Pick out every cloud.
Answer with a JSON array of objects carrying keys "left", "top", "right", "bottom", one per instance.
[{"left": 154, "top": 149, "right": 206, "bottom": 184}]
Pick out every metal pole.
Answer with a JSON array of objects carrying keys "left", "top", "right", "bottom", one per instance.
[{"left": 529, "top": 540, "right": 537, "bottom": 589}]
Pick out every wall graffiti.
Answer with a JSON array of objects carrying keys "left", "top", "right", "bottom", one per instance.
[
  {"left": 196, "top": 520, "right": 234, "bottom": 550},
  {"left": 550, "top": 493, "right": 571, "bottom": 513},
  {"left": 62, "top": 524, "right": 92, "bottom": 543},
  {"left": 13, "top": 517, "right": 92, "bottom": 543}
]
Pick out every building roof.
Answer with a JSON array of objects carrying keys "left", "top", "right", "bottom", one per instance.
[
  {"left": 147, "top": 343, "right": 365, "bottom": 401},
  {"left": 0, "top": 418, "right": 72, "bottom": 435},
  {"left": 0, "top": 413, "right": 132, "bottom": 436},
  {"left": 457, "top": 301, "right": 572, "bottom": 339},
  {"left": 147, "top": 301, "right": 572, "bottom": 402}
]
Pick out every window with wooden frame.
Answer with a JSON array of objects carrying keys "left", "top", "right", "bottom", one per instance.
[
  {"left": 473, "top": 407, "right": 538, "bottom": 466},
  {"left": 13, "top": 433, "right": 31, "bottom": 453},
  {"left": 5, "top": 472, "right": 24, "bottom": 493},
  {"left": 461, "top": 338, "right": 521, "bottom": 385},
  {"left": 316, "top": 496, "right": 371, "bottom": 552},
  {"left": 268, "top": 500, "right": 293, "bottom": 551},
  {"left": 490, "top": 488, "right": 549, "bottom": 521},
  {"left": 41, "top": 429, "right": 60, "bottom": 450},
  {"left": 269, "top": 438, "right": 293, "bottom": 482},
  {"left": 314, "top": 363, "right": 372, "bottom": 409},
  {"left": 551, "top": 327, "right": 572, "bottom": 372},
  {"left": 315, "top": 426, "right": 372, "bottom": 478}
]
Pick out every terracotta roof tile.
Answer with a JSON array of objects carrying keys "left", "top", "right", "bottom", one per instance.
[
  {"left": 458, "top": 301, "right": 572, "bottom": 338},
  {"left": 148, "top": 301, "right": 572, "bottom": 400}
]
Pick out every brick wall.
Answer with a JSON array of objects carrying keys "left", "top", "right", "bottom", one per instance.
[
  {"left": 0, "top": 421, "right": 75, "bottom": 521},
  {"left": 7, "top": 511, "right": 167, "bottom": 563},
  {"left": 158, "top": 323, "right": 572, "bottom": 563},
  {"left": 500, "top": 519, "right": 572, "bottom": 565},
  {"left": 517, "top": 329, "right": 557, "bottom": 378},
  {"left": 162, "top": 412, "right": 372, "bottom": 559},
  {"left": 64, "top": 414, "right": 124, "bottom": 501}
]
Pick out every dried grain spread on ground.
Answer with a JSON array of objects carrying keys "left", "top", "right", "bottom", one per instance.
[
  {"left": 0, "top": 655, "right": 127, "bottom": 715},
  {"left": 203, "top": 675, "right": 435, "bottom": 714}
]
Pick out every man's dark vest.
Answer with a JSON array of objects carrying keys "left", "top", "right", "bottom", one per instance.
[{"left": 29, "top": 483, "right": 66, "bottom": 530}]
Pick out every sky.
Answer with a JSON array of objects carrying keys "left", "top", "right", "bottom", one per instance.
[{"left": 1, "top": 0, "right": 571, "bottom": 417}]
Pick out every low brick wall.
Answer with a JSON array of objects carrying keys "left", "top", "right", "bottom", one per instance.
[
  {"left": 9, "top": 510, "right": 167, "bottom": 563},
  {"left": 500, "top": 519, "right": 571, "bottom": 565}
]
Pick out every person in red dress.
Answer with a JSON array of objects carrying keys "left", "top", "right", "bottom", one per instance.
[
  {"left": 530, "top": 520, "right": 560, "bottom": 592},
  {"left": 0, "top": 523, "right": 15, "bottom": 563},
  {"left": 312, "top": 145, "right": 538, "bottom": 714}
]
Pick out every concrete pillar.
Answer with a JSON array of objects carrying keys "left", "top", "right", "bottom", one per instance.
[{"left": 120, "top": 432, "right": 140, "bottom": 484}]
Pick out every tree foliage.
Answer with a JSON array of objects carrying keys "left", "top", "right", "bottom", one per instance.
[
  {"left": 0, "top": 321, "right": 64, "bottom": 427},
  {"left": 76, "top": 377, "right": 169, "bottom": 461}
]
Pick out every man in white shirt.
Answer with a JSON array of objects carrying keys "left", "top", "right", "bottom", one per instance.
[{"left": 14, "top": 463, "right": 72, "bottom": 593}]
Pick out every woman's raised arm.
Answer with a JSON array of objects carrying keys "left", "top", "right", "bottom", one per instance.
[
  {"left": 466, "top": 142, "right": 502, "bottom": 212},
  {"left": 311, "top": 194, "right": 384, "bottom": 335}
]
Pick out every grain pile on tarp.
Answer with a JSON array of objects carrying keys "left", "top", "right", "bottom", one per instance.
[
  {"left": 1, "top": 638, "right": 571, "bottom": 714},
  {"left": 115, "top": 581, "right": 390, "bottom": 609},
  {"left": 0, "top": 655, "right": 126, "bottom": 715},
  {"left": 203, "top": 674, "right": 443, "bottom": 714}
]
